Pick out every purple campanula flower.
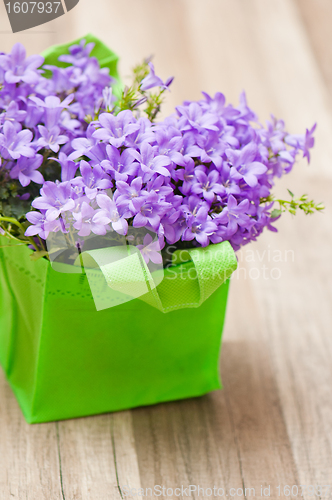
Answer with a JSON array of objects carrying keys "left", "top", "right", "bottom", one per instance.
[
  {"left": 32, "top": 181, "right": 76, "bottom": 221},
  {"left": 69, "top": 124, "right": 97, "bottom": 160},
  {"left": 18, "top": 193, "right": 30, "bottom": 201},
  {"left": 181, "top": 195, "right": 210, "bottom": 217},
  {"left": 217, "top": 163, "right": 241, "bottom": 198},
  {"left": 132, "top": 192, "right": 171, "bottom": 232},
  {"left": 93, "top": 111, "right": 140, "bottom": 148},
  {"left": 145, "top": 175, "right": 173, "bottom": 198},
  {"left": 84, "top": 143, "right": 108, "bottom": 165},
  {"left": 60, "top": 110, "right": 81, "bottom": 133},
  {"left": 58, "top": 39, "right": 95, "bottom": 68},
  {"left": 140, "top": 62, "right": 173, "bottom": 91},
  {"left": 176, "top": 102, "right": 219, "bottom": 133},
  {"left": 137, "top": 233, "right": 163, "bottom": 265},
  {"left": 261, "top": 116, "right": 288, "bottom": 155},
  {"left": 182, "top": 207, "right": 217, "bottom": 247},
  {"left": 25, "top": 211, "right": 61, "bottom": 240},
  {"left": 161, "top": 210, "right": 185, "bottom": 245},
  {"left": 75, "top": 160, "right": 113, "bottom": 199},
  {"left": 42, "top": 65, "right": 72, "bottom": 94},
  {"left": 131, "top": 141, "right": 171, "bottom": 181},
  {"left": 214, "top": 195, "right": 251, "bottom": 235},
  {"left": 174, "top": 157, "right": 196, "bottom": 193},
  {"left": 36, "top": 125, "right": 69, "bottom": 153},
  {"left": 154, "top": 127, "right": 185, "bottom": 166},
  {"left": 254, "top": 203, "right": 279, "bottom": 234},
  {"left": 10, "top": 155, "right": 44, "bottom": 187},
  {"left": 209, "top": 223, "right": 231, "bottom": 245},
  {"left": 0, "top": 43, "right": 43, "bottom": 85},
  {"left": 80, "top": 57, "right": 111, "bottom": 87},
  {"left": 191, "top": 168, "right": 225, "bottom": 204},
  {"left": 93, "top": 194, "right": 128, "bottom": 235},
  {"left": 0, "top": 101, "right": 27, "bottom": 131},
  {"left": 73, "top": 202, "right": 109, "bottom": 237},
  {"left": 237, "top": 91, "right": 258, "bottom": 122},
  {"left": 29, "top": 94, "right": 74, "bottom": 129},
  {"left": 201, "top": 91, "right": 240, "bottom": 121},
  {"left": 102, "top": 86, "right": 114, "bottom": 112},
  {"left": 226, "top": 143, "right": 267, "bottom": 188},
  {"left": 115, "top": 177, "right": 143, "bottom": 209},
  {"left": 303, "top": 123, "right": 316, "bottom": 163},
  {"left": 194, "top": 132, "right": 227, "bottom": 169},
  {"left": 52, "top": 152, "right": 79, "bottom": 182},
  {"left": 0, "top": 121, "right": 34, "bottom": 160},
  {"left": 180, "top": 131, "right": 207, "bottom": 159},
  {"left": 222, "top": 125, "right": 239, "bottom": 148},
  {"left": 124, "top": 116, "right": 155, "bottom": 148},
  {"left": 24, "top": 101, "right": 44, "bottom": 129},
  {"left": 101, "top": 145, "right": 138, "bottom": 181}
]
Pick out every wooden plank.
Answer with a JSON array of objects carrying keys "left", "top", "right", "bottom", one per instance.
[
  {"left": 294, "top": 0, "right": 332, "bottom": 96},
  {"left": 132, "top": 389, "right": 246, "bottom": 498},
  {"left": 0, "top": 373, "right": 62, "bottom": 500},
  {"left": 245, "top": 178, "right": 332, "bottom": 492},
  {"left": 223, "top": 273, "right": 300, "bottom": 495},
  {"left": 111, "top": 411, "right": 142, "bottom": 498},
  {"left": 56, "top": 415, "right": 120, "bottom": 500},
  {"left": 56, "top": 411, "right": 141, "bottom": 500}
]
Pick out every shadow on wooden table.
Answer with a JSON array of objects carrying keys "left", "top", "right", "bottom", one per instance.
[{"left": 132, "top": 340, "right": 299, "bottom": 494}]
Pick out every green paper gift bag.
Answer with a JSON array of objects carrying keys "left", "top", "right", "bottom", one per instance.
[{"left": 0, "top": 236, "right": 237, "bottom": 423}]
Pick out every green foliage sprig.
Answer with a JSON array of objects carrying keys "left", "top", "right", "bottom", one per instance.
[
  {"left": 261, "top": 190, "right": 325, "bottom": 219},
  {"left": 114, "top": 58, "right": 167, "bottom": 122}
]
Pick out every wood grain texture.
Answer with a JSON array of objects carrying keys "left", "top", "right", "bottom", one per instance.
[
  {"left": 0, "top": 0, "right": 332, "bottom": 498},
  {"left": 295, "top": 0, "right": 332, "bottom": 96},
  {"left": 0, "top": 375, "right": 62, "bottom": 500}
]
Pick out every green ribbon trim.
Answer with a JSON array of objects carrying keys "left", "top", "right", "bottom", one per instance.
[
  {"left": 41, "top": 33, "right": 123, "bottom": 98},
  {"left": 78, "top": 241, "right": 237, "bottom": 313}
]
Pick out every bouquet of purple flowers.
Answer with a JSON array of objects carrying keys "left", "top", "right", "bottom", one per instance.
[
  {"left": 0, "top": 36, "right": 326, "bottom": 424},
  {"left": 0, "top": 38, "right": 323, "bottom": 265}
]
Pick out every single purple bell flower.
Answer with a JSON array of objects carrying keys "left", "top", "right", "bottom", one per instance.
[
  {"left": 0, "top": 43, "right": 43, "bottom": 85},
  {"left": 140, "top": 62, "right": 173, "bottom": 91},
  {"left": 10, "top": 155, "right": 44, "bottom": 187}
]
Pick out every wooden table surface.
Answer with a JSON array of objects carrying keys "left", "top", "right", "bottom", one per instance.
[{"left": 0, "top": 1, "right": 331, "bottom": 498}]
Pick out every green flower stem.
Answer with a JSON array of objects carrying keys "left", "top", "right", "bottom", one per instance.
[
  {"left": 37, "top": 235, "right": 47, "bottom": 252},
  {"left": 0, "top": 243, "right": 26, "bottom": 248},
  {"left": 260, "top": 191, "right": 325, "bottom": 219},
  {"left": 0, "top": 216, "right": 40, "bottom": 252},
  {"left": 0, "top": 228, "right": 27, "bottom": 245}
]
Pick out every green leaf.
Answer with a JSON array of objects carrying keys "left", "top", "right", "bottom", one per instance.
[
  {"left": 270, "top": 209, "right": 282, "bottom": 219},
  {"left": 287, "top": 189, "right": 294, "bottom": 198}
]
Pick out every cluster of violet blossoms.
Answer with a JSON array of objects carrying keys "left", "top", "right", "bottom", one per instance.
[{"left": 0, "top": 40, "right": 316, "bottom": 259}]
